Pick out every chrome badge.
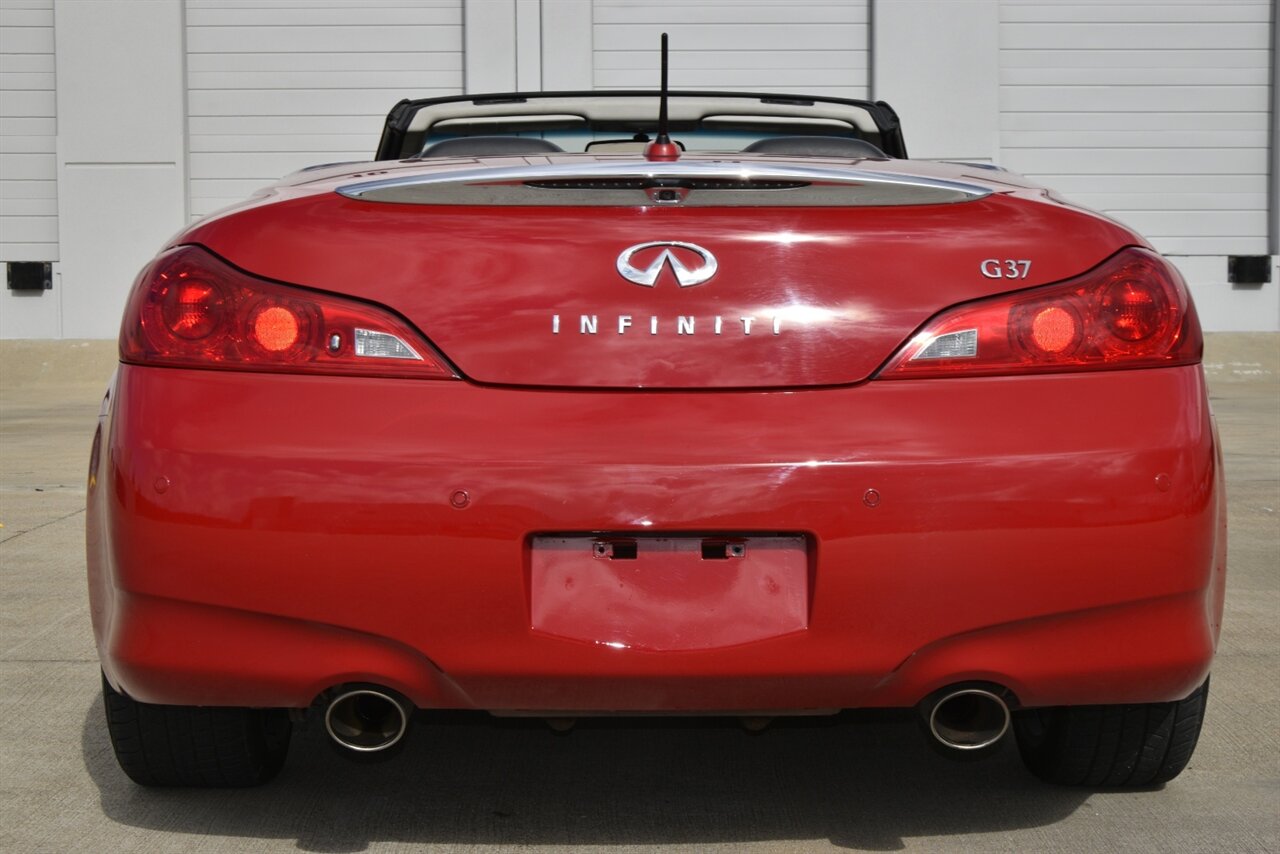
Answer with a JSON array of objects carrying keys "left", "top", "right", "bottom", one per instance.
[{"left": 616, "top": 241, "right": 718, "bottom": 288}]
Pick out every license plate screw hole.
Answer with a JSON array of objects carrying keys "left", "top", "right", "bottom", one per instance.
[
  {"left": 702, "top": 541, "right": 746, "bottom": 560},
  {"left": 593, "top": 540, "right": 637, "bottom": 560}
]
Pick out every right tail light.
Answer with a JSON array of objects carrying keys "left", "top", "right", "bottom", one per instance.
[{"left": 876, "top": 247, "right": 1202, "bottom": 379}]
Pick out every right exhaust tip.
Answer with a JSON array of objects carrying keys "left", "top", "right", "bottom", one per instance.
[
  {"left": 926, "top": 686, "right": 1012, "bottom": 753},
  {"left": 324, "top": 687, "right": 410, "bottom": 754}
]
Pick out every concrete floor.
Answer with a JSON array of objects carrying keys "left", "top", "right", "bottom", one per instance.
[{"left": 1, "top": 336, "right": 1277, "bottom": 853}]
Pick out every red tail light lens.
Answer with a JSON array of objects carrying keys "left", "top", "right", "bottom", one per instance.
[
  {"left": 250, "top": 303, "right": 304, "bottom": 353},
  {"left": 877, "top": 247, "right": 1202, "bottom": 379},
  {"left": 162, "top": 278, "right": 225, "bottom": 340},
  {"left": 1100, "top": 278, "right": 1164, "bottom": 342},
  {"left": 121, "top": 245, "right": 455, "bottom": 379}
]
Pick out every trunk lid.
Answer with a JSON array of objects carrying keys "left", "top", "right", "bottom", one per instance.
[{"left": 183, "top": 159, "right": 1139, "bottom": 389}]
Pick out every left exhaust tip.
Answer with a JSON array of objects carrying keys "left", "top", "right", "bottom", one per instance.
[{"left": 324, "top": 687, "right": 411, "bottom": 754}]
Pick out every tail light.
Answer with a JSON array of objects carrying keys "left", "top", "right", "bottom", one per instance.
[
  {"left": 120, "top": 245, "right": 455, "bottom": 379},
  {"left": 876, "top": 247, "right": 1202, "bottom": 379}
]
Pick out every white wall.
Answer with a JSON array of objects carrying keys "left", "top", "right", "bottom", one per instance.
[
  {"left": 996, "top": 0, "right": 1276, "bottom": 330},
  {"left": 0, "top": 0, "right": 59, "bottom": 337},
  {"left": 873, "top": 0, "right": 1000, "bottom": 161},
  {"left": 0, "top": 0, "right": 57, "bottom": 263},
  {"left": 1, "top": 0, "right": 187, "bottom": 339},
  {"left": 186, "top": 0, "right": 463, "bottom": 219},
  {"left": 0, "top": 0, "right": 1275, "bottom": 338},
  {"left": 470, "top": 1, "right": 872, "bottom": 97},
  {"left": 53, "top": 0, "right": 187, "bottom": 340},
  {"left": 997, "top": 0, "right": 1271, "bottom": 257},
  {"left": 592, "top": 0, "right": 870, "bottom": 97}
]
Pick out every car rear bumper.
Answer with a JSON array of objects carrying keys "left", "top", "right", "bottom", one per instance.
[{"left": 88, "top": 364, "right": 1226, "bottom": 712}]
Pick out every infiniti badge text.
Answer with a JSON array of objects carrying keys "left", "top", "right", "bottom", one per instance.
[{"left": 552, "top": 314, "right": 782, "bottom": 335}]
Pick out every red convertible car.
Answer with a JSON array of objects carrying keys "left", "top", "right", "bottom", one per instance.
[{"left": 88, "top": 88, "right": 1225, "bottom": 788}]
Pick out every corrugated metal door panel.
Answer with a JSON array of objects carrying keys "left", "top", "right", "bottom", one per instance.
[
  {"left": 593, "top": 0, "right": 870, "bottom": 98},
  {"left": 0, "top": 0, "right": 58, "bottom": 261},
  {"left": 185, "top": 0, "right": 463, "bottom": 219},
  {"left": 998, "top": 0, "right": 1273, "bottom": 256}
]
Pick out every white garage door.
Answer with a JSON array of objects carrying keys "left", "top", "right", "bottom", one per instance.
[
  {"left": 0, "top": 0, "right": 57, "bottom": 262},
  {"left": 593, "top": 0, "right": 870, "bottom": 99},
  {"left": 185, "top": 0, "right": 463, "bottom": 219},
  {"left": 998, "top": 1, "right": 1272, "bottom": 256}
]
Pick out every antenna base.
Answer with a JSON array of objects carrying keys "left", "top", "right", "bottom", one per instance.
[{"left": 644, "top": 141, "right": 681, "bottom": 162}]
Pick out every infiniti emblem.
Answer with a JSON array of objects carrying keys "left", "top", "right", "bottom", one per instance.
[{"left": 616, "top": 241, "right": 718, "bottom": 288}]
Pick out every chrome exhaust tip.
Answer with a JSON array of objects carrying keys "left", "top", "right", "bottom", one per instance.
[
  {"left": 324, "top": 687, "right": 410, "bottom": 754},
  {"left": 926, "top": 686, "right": 1012, "bottom": 753}
]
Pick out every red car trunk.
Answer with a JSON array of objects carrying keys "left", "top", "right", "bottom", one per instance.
[{"left": 182, "top": 187, "right": 1139, "bottom": 389}]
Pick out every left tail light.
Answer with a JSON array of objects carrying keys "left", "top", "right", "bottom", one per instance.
[
  {"left": 876, "top": 247, "right": 1202, "bottom": 380},
  {"left": 120, "top": 245, "right": 455, "bottom": 379}
]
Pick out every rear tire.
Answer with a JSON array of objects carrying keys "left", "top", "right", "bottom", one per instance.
[
  {"left": 102, "top": 672, "right": 291, "bottom": 787},
  {"left": 1014, "top": 677, "right": 1209, "bottom": 787}
]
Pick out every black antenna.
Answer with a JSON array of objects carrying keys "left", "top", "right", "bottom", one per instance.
[
  {"left": 645, "top": 32, "right": 680, "bottom": 161},
  {"left": 655, "top": 32, "right": 670, "bottom": 145}
]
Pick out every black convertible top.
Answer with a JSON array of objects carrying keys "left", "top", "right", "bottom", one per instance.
[{"left": 376, "top": 90, "right": 908, "bottom": 161}]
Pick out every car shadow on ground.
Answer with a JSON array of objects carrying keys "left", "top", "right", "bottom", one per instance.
[{"left": 82, "top": 696, "right": 1092, "bottom": 852}]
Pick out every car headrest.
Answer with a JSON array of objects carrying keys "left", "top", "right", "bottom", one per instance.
[
  {"left": 742, "top": 136, "right": 888, "bottom": 159},
  {"left": 420, "top": 136, "right": 565, "bottom": 158}
]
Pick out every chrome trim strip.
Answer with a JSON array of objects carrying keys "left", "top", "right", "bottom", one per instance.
[{"left": 336, "top": 160, "right": 992, "bottom": 201}]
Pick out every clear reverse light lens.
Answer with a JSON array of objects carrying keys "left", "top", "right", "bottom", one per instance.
[
  {"left": 354, "top": 328, "right": 422, "bottom": 360},
  {"left": 914, "top": 328, "right": 977, "bottom": 360}
]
